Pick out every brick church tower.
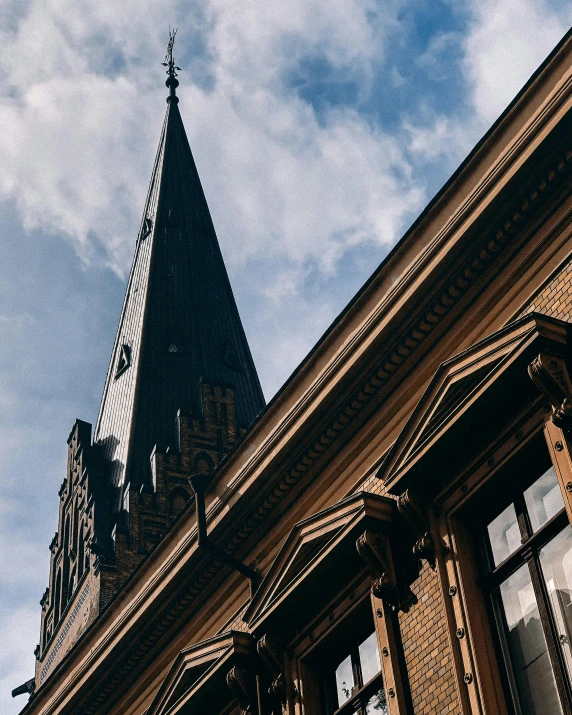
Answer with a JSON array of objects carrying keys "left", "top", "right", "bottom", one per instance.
[{"left": 33, "top": 40, "right": 265, "bottom": 690}]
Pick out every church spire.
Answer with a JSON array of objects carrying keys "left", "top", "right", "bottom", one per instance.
[{"left": 94, "top": 34, "right": 266, "bottom": 508}]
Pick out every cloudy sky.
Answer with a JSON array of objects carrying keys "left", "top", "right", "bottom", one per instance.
[{"left": 0, "top": 0, "right": 571, "bottom": 711}]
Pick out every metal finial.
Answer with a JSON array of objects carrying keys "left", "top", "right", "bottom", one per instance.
[{"left": 162, "top": 27, "right": 181, "bottom": 103}]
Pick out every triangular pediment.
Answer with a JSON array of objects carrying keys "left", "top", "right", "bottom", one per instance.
[
  {"left": 244, "top": 492, "right": 394, "bottom": 630},
  {"left": 380, "top": 313, "right": 572, "bottom": 492},
  {"left": 147, "top": 631, "right": 255, "bottom": 715}
]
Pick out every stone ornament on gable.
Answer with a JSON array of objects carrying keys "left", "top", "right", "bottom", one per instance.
[{"left": 529, "top": 352, "right": 572, "bottom": 431}]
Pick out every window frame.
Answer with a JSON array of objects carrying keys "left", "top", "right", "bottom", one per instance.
[
  {"left": 290, "top": 578, "right": 405, "bottom": 715},
  {"left": 437, "top": 409, "right": 572, "bottom": 715},
  {"left": 320, "top": 618, "right": 385, "bottom": 715},
  {"left": 475, "top": 441, "right": 572, "bottom": 714}
]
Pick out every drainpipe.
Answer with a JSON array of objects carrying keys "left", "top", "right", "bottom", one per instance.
[{"left": 189, "top": 473, "right": 259, "bottom": 598}]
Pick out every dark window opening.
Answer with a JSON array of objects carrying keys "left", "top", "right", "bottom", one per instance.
[
  {"left": 169, "top": 488, "right": 189, "bottom": 516},
  {"left": 222, "top": 340, "right": 244, "bottom": 373},
  {"left": 115, "top": 344, "right": 131, "bottom": 379},
  {"left": 141, "top": 217, "right": 153, "bottom": 240}
]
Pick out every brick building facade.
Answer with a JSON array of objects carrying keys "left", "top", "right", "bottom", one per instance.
[{"left": 12, "top": 28, "right": 572, "bottom": 715}]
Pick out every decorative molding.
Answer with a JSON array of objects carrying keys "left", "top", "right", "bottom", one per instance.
[
  {"left": 226, "top": 666, "right": 257, "bottom": 715},
  {"left": 528, "top": 351, "right": 572, "bottom": 429},
  {"left": 356, "top": 530, "right": 417, "bottom": 613},
  {"left": 218, "top": 148, "right": 572, "bottom": 564},
  {"left": 356, "top": 530, "right": 396, "bottom": 599},
  {"left": 40, "top": 582, "right": 90, "bottom": 684},
  {"left": 397, "top": 490, "right": 436, "bottom": 571},
  {"left": 379, "top": 313, "right": 571, "bottom": 492},
  {"left": 244, "top": 493, "right": 393, "bottom": 630},
  {"left": 257, "top": 634, "right": 286, "bottom": 705},
  {"left": 146, "top": 631, "right": 255, "bottom": 715}
]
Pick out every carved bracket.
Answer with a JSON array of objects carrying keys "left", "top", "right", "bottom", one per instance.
[
  {"left": 226, "top": 666, "right": 257, "bottom": 715},
  {"left": 257, "top": 634, "right": 286, "bottom": 706},
  {"left": 528, "top": 352, "right": 572, "bottom": 430},
  {"left": 397, "top": 489, "right": 436, "bottom": 570},
  {"left": 356, "top": 530, "right": 415, "bottom": 612}
]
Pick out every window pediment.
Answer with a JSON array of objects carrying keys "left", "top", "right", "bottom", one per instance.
[
  {"left": 244, "top": 492, "right": 394, "bottom": 632},
  {"left": 147, "top": 631, "right": 255, "bottom": 715},
  {"left": 380, "top": 313, "right": 572, "bottom": 494}
]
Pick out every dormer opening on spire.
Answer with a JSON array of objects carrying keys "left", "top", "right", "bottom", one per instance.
[{"left": 115, "top": 344, "right": 131, "bottom": 379}]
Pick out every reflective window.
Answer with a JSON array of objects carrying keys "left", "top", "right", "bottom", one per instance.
[
  {"left": 487, "top": 503, "right": 520, "bottom": 566},
  {"left": 498, "top": 564, "right": 563, "bottom": 714},
  {"left": 525, "top": 467, "right": 564, "bottom": 532},
  {"left": 540, "top": 525, "right": 572, "bottom": 681},
  {"left": 480, "top": 448, "right": 571, "bottom": 713},
  {"left": 325, "top": 626, "right": 386, "bottom": 715},
  {"left": 335, "top": 654, "right": 354, "bottom": 705},
  {"left": 359, "top": 632, "right": 382, "bottom": 686}
]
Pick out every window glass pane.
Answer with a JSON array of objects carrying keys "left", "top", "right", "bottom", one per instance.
[
  {"left": 358, "top": 632, "right": 381, "bottom": 685},
  {"left": 540, "top": 525, "right": 572, "bottom": 683},
  {"left": 364, "top": 688, "right": 388, "bottom": 714},
  {"left": 498, "top": 563, "right": 563, "bottom": 715},
  {"left": 335, "top": 653, "right": 354, "bottom": 705},
  {"left": 524, "top": 467, "right": 564, "bottom": 532},
  {"left": 487, "top": 503, "right": 521, "bottom": 566}
]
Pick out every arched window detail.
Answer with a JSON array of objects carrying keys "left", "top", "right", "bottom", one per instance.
[
  {"left": 69, "top": 568, "right": 77, "bottom": 600},
  {"left": 72, "top": 507, "right": 79, "bottom": 554},
  {"left": 169, "top": 488, "right": 190, "bottom": 517},
  {"left": 193, "top": 452, "right": 214, "bottom": 476},
  {"left": 54, "top": 570, "right": 62, "bottom": 625},
  {"left": 63, "top": 514, "right": 70, "bottom": 553},
  {"left": 78, "top": 525, "right": 85, "bottom": 580},
  {"left": 62, "top": 514, "right": 70, "bottom": 607}
]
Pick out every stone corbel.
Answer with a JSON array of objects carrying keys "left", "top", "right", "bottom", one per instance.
[
  {"left": 356, "top": 530, "right": 397, "bottom": 600},
  {"left": 226, "top": 666, "right": 257, "bottom": 715},
  {"left": 356, "top": 529, "right": 417, "bottom": 613},
  {"left": 257, "top": 634, "right": 286, "bottom": 707},
  {"left": 397, "top": 489, "right": 436, "bottom": 570},
  {"left": 528, "top": 352, "right": 572, "bottom": 430}
]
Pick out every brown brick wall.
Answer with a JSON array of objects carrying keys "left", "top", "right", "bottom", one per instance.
[
  {"left": 398, "top": 563, "right": 460, "bottom": 715},
  {"left": 522, "top": 253, "right": 572, "bottom": 320}
]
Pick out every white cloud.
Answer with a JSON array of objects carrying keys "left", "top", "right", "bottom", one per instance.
[
  {"left": 405, "top": 112, "right": 477, "bottom": 164},
  {"left": 404, "top": 0, "right": 570, "bottom": 174},
  {"left": 0, "top": 605, "right": 40, "bottom": 715},
  {"left": 0, "top": 0, "right": 420, "bottom": 281},
  {"left": 464, "top": 0, "right": 572, "bottom": 125},
  {"left": 0, "top": 523, "right": 48, "bottom": 590}
]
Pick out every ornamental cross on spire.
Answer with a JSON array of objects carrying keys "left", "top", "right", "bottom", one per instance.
[{"left": 162, "top": 27, "right": 181, "bottom": 102}]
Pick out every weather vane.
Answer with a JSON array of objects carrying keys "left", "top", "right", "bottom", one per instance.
[{"left": 162, "top": 27, "right": 181, "bottom": 102}]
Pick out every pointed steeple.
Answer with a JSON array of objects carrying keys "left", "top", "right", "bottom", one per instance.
[{"left": 94, "top": 40, "right": 265, "bottom": 507}]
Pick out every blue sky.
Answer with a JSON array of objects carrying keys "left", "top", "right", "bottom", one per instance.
[{"left": 0, "top": 1, "right": 571, "bottom": 711}]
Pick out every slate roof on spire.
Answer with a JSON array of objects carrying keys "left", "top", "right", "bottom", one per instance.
[{"left": 94, "top": 93, "right": 266, "bottom": 505}]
